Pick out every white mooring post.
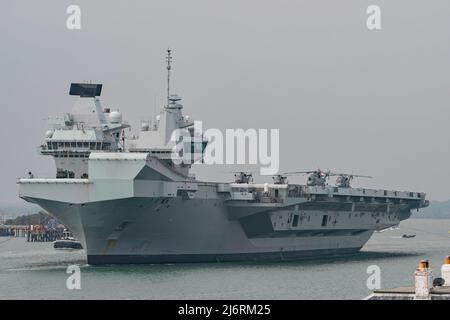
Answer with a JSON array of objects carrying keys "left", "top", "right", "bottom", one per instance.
[
  {"left": 414, "top": 260, "right": 432, "bottom": 300},
  {"left": 441, "top": 256, "right": 450, "bottom": 285}
]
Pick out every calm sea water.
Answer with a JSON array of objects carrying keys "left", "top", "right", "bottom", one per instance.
[{"left": 0, "top": 219, "right": 449, "bottom": 300}]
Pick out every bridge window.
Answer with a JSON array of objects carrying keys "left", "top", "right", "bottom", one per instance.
[
  {"left": 292, "top": 215, "right": 299, "bottom": 227},
  {"left": 321, "top": 215, "right": 328, "bottom": 227}
]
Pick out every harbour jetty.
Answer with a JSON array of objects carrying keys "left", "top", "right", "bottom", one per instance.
[
  {"left": 1, "top": 211, "right": 65, "bottom": 242},
  {"left": 0, "top": 224, "right": 64, "bottom": 242},
  {"left": 0, "top": 225, "right": 27, "bottom": 237},
  {"left": 25, "top": 225, "right": 64, "bottom": 242}
]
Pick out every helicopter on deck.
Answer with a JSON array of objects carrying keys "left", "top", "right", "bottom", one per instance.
[
  {"left": 331, "top": 173, "right": 372, "bottom": 188},
  {"left": 284, "top": 169, "right": 331, "bottom": 187},
  {"left": 279, "top": 169, "right": 372, "bottom": 188},
  {"left": 233, "top": 172, "right": 254, "bottom": 184},
  {"left": 272, "top": 174, "right": 288, "bottom": 185}
]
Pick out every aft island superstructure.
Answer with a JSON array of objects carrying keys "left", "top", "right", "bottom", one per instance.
[{"left": 18, "top": 51, "right": 428, "bottom": 264}]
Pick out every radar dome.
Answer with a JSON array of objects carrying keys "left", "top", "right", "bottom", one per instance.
[
  {"left": 109, "top": 111, "right": 122, "bottom": 124},
  {"left": 45, "top": 130, "right": 54, "bottom": 138}
]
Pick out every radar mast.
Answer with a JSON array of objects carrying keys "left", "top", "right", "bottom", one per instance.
[{"left": 166, "top": 48, "right": 172, "bottom": 108}]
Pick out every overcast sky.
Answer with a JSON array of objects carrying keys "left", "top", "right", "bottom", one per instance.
[{"left": 1, "top": 0, "right": 450, "bottom": 204}]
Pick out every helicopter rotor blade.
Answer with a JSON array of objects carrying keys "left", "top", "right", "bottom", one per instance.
[
  {"left": 283, "top": 171, "right": 314, "bottom": 175},
  {"left": 222, "top": 171, "right": 257, "bottom": 174},
  {"left": 350, "top": 174, "right": 372, "bottom": 178},
  {"left": 328, "top": 172, "right": 372, "bottom": 178}
]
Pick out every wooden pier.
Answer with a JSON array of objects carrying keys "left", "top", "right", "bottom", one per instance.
[
  {"left": 0, "top": 224, "right": 64, "bottom": 242},
  {"left": 26, "top": 228, "right": 63, "bottom": 242},
  {"left": 0, "top": 225, "right": 27, "bottom": 237}
]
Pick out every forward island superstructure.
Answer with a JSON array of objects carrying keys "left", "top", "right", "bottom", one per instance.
[{"left": 18, "top": 51, "right": 429, "bottom": 264}]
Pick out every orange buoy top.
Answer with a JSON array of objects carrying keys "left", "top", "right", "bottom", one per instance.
[
  {"left": 418, "top": 260, "right": 429, "bottom": 269},
  {"left": 445, "top": 256, "right": 450, "bottom": 265}
]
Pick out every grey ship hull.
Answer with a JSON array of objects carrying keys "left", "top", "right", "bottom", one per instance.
[
  {"left": 29, "top": 196, "right": 373, "bottom": 265},
  {"left": 19, "top": 154, "right": 426, "bottom": 265},
  {"left": 20, "top": 79, "right": 429, "bottom": 265}
]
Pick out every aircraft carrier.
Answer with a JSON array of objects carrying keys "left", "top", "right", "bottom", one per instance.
[{"left": 18, "top": 51, "right": 429, "bottom": 264}]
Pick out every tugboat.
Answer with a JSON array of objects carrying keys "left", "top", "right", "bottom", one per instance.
[{"left": 53, "top": 229, "right": 83, "bottom": 250}]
